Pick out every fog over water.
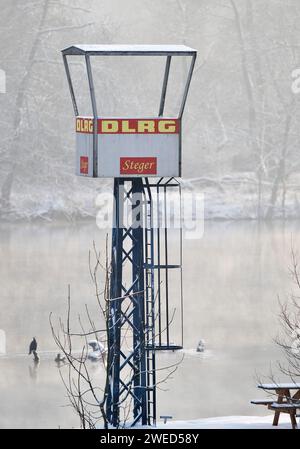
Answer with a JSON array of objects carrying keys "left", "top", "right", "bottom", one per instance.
[{"left": 0, "top": 219, "right": 295, "bottom": 428}]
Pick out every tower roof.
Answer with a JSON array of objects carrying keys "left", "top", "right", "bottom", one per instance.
[{"left": 62, "top": 44, "right": 197, "bottom": 56}]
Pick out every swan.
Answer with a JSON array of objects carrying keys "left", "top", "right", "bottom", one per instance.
[{"left": 88, "top": 340, "right": 106, "bottom": 361}]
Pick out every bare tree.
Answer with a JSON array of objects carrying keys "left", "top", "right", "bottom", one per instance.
[
  {"left": 275, "top": 247, "right": 300, "bottom": 381},
  {"left": 0, "top": 0, "right": 50, "bottom": 213},
  {"left": 254, "top": 246, "right": 300, "bottom": 408},
  {"left": 50, "top": 240, "right": 110, "bottom": 428},
  {"left": 50, "top": 240, "right": 183, "bottom": 429}
]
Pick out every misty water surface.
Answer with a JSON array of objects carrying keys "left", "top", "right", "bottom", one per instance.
[{"left": 0, "top": 219, "right": 296, "bottom": 428}]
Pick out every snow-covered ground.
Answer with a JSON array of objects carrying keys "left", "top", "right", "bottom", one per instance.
[
  {"left": 156, "top": 415, "right": 298, "bottom": 429},
  {"left": 4, "top": 172, "right": 300, "bottom": 221}
]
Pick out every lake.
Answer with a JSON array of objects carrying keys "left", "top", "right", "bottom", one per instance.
[{"left": 0, "top": 219, "right": 297, "bottom": 428}]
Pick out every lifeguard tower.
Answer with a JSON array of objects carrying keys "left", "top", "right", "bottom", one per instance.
[{"left": 62, "top": 44, "right": 197, "bottom": 427}]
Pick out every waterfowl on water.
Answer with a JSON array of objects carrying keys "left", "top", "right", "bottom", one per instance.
[
  {"left": 88, "top": 340, "right": 106, "bottom": 361},
  {"left": 28, "top": 337, "right": 37, "bottom": 355}
]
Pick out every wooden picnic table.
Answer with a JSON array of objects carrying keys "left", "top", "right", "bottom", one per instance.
[{"left": 257, "top": 383, "right": 300, "bottom": 429}]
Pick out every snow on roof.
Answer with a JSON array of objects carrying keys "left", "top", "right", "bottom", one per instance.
[{"left": 62, "top": 44, "right": 197, "bottom": 56}]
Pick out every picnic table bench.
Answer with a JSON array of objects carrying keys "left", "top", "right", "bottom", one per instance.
[{"left": 251, "top": 383, "right": 300, "bottom": 429}]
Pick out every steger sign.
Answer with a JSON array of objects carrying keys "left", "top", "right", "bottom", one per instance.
[{"left": 76, "top": 117, "right": 181, "bottom": 178}]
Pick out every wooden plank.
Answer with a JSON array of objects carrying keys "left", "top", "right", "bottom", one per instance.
[
  {"left": 258, "top": 383, "right": 300, "bottom": 390},
  {"left": 271, "top": 403, "right": 300, "bottom": 409},
  {"left": 290, "top": 413, "right": 298, "bottom": 430},
  {"left": 250, "top": 399, "right": 274, "bottom": 405}
]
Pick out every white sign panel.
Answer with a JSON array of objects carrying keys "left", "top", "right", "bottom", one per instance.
[{"left": 76, "top": 117, "right": 181, "bottom": 178}]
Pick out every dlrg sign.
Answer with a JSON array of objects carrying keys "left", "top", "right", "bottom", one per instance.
[
  {"left": 76, "top": 118, "right": 179, "bottom": 134},
  {"left": 76, "top": 117, "right": 181, "bottom": 178}
]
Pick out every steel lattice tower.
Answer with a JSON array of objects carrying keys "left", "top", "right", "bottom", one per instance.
[
  {"left": 62, "top": 44, "right": 196, "bottom": 428},
  {"left": 106, "top": 178, "right": 155, "bottom": 426}
]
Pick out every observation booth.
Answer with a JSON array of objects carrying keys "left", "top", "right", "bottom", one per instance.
[{"left": 62, "top": 44, "right": 197, "bottom": 427}]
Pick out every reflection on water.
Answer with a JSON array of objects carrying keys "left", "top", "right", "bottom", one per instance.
[
  {"left": 0, "top": 219, "right": 298, "bottom": 428},
  {"left": 28, "top": 360, "right": 39, "bottom": 381}
]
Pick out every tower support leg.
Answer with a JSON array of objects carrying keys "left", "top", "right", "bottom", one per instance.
[
  {"left": 106, "top": 178, "right": 124, "bottom": 427},
  {"left": 132, "top": 179, "right": 147, "bottom": 424},
  {"left": 106, "top": 178, "right": 148, "bottom": 427}
]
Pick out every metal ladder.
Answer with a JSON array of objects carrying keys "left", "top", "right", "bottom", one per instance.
[{"left": 144, "top": 185, "right": 156, "bottom": 425}]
